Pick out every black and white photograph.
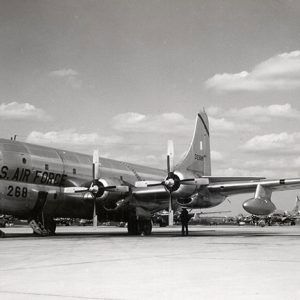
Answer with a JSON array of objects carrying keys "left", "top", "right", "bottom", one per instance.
[{"left": 1, "top": 0, "right": 300, "bottom": 299}]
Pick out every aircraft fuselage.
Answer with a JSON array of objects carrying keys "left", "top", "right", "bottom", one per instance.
[{"left": 0, "top": 139, "right": 167, "bottom": 221}]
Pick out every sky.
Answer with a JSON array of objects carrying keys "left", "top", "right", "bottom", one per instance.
[{"left": 1, "top": 0, "right": 300, "bottom": 214}]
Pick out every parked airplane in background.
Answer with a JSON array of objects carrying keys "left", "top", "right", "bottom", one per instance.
[
  {"left": 254, "top": 195, "right": 300, "bottom": 226},
  {"left": 152, "top": 209, "right": 231, "bottom": 227},
  {"left": 1, "top": 110, "right": 300, "bottom": 236}
]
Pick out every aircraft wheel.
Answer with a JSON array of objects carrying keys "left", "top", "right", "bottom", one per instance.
[
  {"left": 127, "top": 218, "right": 138, "bottom": 235},
  {"left": 137, "top": 219, "right": 152, "bottom": 235},
  {"left": 143, "top": 220, "right": 152, "bottom": 235},
  {"left": 128, "top": 218, "right": 152, "bottom": 235},
  {"left": 291, "top": 220, "right": 296, "bottom": 226},
  {"left": 44, "top": 216, "right": 56, "bottom": 235}
]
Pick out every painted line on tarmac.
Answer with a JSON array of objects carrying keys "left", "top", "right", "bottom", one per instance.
[{"left": 0, "top": 290, "right": 121, "bottom": 300}]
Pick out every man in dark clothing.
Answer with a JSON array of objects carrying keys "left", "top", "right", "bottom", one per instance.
[{"left": 180, "top": 208, "right": 189, "bottom": 236}]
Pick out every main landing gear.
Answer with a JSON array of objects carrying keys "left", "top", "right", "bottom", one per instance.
[
  {"left": 127, "top": 217, "right": 152, "bottom": 236},
  {"left": 29, "top": 215, "right": 56, "bottom": 236},
  {"left": 28, "top": 191, "right": 56, "bottom": 236}
]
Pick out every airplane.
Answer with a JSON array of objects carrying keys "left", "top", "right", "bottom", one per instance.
[
  {"left": 152, "top": 208, "right": 231, "bottom": 227},
  {"left": 253, "top": 195, "right": 300, "bottom": 226},
  {"left": 1, "top": 109, "right": 300, "bottom": 236}
]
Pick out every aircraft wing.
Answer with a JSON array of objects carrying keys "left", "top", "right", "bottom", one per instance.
[
  {"left": 207, "top": 178, "right": 300, "bottom": 196},
  {"left": 203, "top": 176, "right": 265, "bottom": 183}
]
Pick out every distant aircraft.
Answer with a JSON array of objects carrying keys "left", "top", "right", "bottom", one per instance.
[
  {"left": 152, "top": 209, "right": 231, "bottom": 227},
  {"left": 259, "top": 195, "right": 300, "bottom": 226},
  {"left": 1, "top": 110, "right": 300, "bottom": 236}
]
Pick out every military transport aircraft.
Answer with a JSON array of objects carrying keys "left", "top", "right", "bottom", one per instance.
[
  {"left": 1, "top": 110, "right": 300, "bottom": 236},
  {"left": 253, "top": 195, "right": 300, "bottom": 226}
]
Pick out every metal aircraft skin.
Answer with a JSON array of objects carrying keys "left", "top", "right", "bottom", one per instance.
[{"left": 1, "top": 110, "right": 300, "bottom": 235}]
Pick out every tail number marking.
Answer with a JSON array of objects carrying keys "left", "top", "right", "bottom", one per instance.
[
  {"left": 194, "top": 154, "right": 204, "bottom": 161},
  {"left": 7, "top": 186, "right": 28, "bottom": 198}
]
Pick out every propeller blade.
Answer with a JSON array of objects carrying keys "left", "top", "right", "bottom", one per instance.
[
  {"left": 93, "top": 149, "right": 99, "bottom": 164},
  {"left": 165, "top": 138, "right": 175, "bottom": 226},
  {"left": 105, "top": 185, "right": 130, "bottom": 193},
  {"left": 93, "top": 149, "right": 100, "bottom": 179},
  {"left": 74, "top": 188, "right": 90, "bottom": 193},
  {"left": 180, "top": 178, "right": 209, "bottom": 186},
  {"left": 92, "top": 149, "right": 100, "bottom": 227},
  {"left": 64, "top": 187, "right": 89, "bottom": 193},
  {"left": 167, "top": 140, "right": 174, "bottom": 174},
  {"left": 147, "top": 182, "right": 164, "bottom": 187},
  {"left": 168, "top": 193, "right": 174, "bottom": 226},
  {"left": 104, "top": 185, "right": 117, "bottom": 190},
  {"left": 65, "top": 184, "right": 129, "bottom": 195},
  {"left": 135, "top": 181, "right": 162, "bottom": 188}
]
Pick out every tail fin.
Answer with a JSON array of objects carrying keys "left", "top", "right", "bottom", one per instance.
[
  {"left": 176, "top": 110, "right": 211, "bottom": 176},
  {"left": 291, "top": 195, "right": 300, "bottom": 214}
]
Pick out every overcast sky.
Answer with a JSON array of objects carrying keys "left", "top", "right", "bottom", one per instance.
[{"left": 1, "top": 0, "right": 300, "bottom": 213}]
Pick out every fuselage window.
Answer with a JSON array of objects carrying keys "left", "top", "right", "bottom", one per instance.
[
  {"left": 73, "top": 168, "right": 76, "bottom": 175},
  {"left": 45, "top": 164, "right": 49, "bottom": 170},
  {"left": 22, "top": 158, "right": 27, "bottom": 164}
]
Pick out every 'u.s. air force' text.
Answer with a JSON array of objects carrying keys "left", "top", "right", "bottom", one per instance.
[{"left": 0, "top": 166, "right": 67, "bottom": 186}]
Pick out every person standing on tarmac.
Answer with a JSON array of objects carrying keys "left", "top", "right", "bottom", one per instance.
[{"left": 180, "top": 208, "right": 190, "bottom": 236}]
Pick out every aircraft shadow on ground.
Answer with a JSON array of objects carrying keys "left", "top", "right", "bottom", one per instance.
[{"left": 2, "top": 228, "right": 300, "bottom": 239}]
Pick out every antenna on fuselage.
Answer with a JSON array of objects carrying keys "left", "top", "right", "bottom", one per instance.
[{"left": 10, "top": 135, "right": 17, "bottom": 141}]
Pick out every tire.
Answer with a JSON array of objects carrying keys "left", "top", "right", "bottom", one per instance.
[
  {"left": 127, "top": 218, "right": 138, "bottom": 235},
  {"left": 143, "top": 220, "right": 152, "bottom": 236},
  {"left": 44, "top": 217, "right": 56, "bottom": 235}
]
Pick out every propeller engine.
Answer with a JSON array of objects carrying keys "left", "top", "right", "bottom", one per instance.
[
  {"left": 73, "top": 150, "right": 129, "bottom": 224},
  {"left": 135, "top": 140, "right": 209, "bottom": 225}
]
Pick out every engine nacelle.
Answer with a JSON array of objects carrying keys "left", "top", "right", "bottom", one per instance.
[
  {"left": 243, "top": 197, "right": 276, "bottom": 215},
  {"left": 96, "top": 178, "right": 129, "bottom": 209},
  {"left": 177, "top": 190, "right": 225, "bottom": 208},
  {"left": 172, "top": 171, "right": 209, "bottom": 198}
]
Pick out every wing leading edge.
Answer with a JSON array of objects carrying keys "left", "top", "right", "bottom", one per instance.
[{"left": 207, "top": 178, "right": 300, "bottom": 195}]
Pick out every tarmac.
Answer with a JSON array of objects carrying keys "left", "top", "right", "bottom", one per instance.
[{"left": 1, "top": 225, "right": 300, "bottom": 300}]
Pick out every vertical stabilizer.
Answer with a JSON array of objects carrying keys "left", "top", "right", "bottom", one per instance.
[
  {"left": 291, "top": 195, "right": 300, "bottom": 214},
  {"left": 176, "top": 110, "right": 211, "bottom": 176}
]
